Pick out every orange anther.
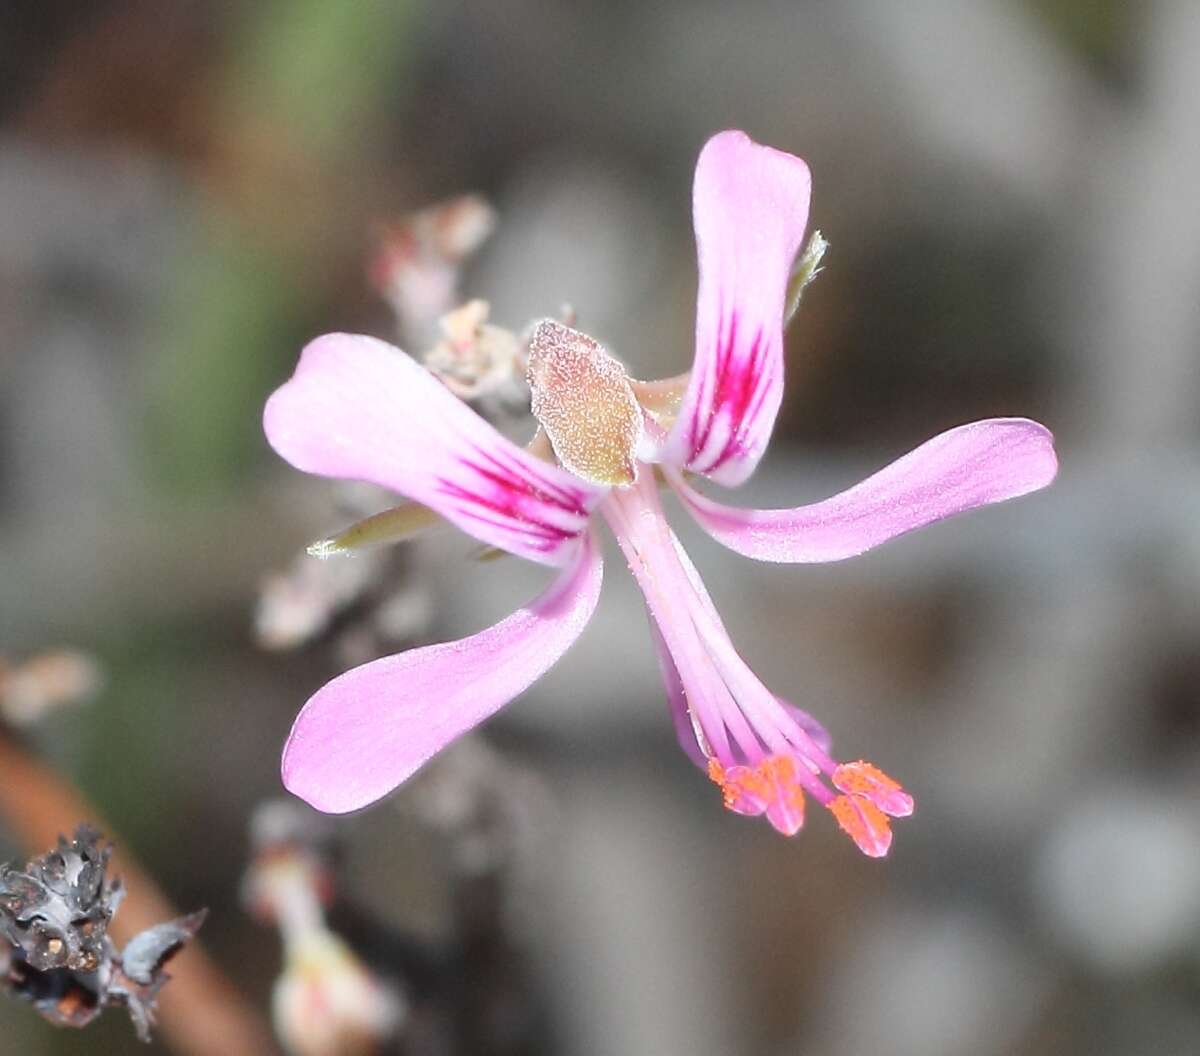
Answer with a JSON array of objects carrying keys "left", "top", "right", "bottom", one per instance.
[
  {"left": 707, "top": 754, "right": 808, "bottom": 832},
  {"left": 762, "top": 755, "right": 797, "bottom": 784},
  {"left": 762, "top": 756, "right": 806, "bottom": 835},
  {"left": 832, "top": 760, "right": 914, "bottom": 817},
  {"left": 828, "top": 794, "right": 893, "bottom": 858},
  {"left": 726, "top": 766, "right": 771, "bottom": 811}
]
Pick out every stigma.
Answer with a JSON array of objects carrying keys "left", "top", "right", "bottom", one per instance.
[{"left": 599, "top": 466, "right": 914, "bottom": 857}]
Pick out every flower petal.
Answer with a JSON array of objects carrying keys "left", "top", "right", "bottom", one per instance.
[
  {"left": 281, "top": 532, "right": 603, "bottom": 813},
  {"left": 663, "top": 130, "right": 812, "bottom": 485},
  {"left": 264, "top": 334, "right": 607, "bottom": 565},
  {"left": 669, "top": 418, "right": 1057, "bottom": 563}
]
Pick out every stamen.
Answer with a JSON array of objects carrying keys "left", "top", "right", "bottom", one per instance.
[
  {"left": 762, "top": 756, "right": 807, "bottom": 835},
  {"left": 708, "top": 759, "right": 770, "bottom": 813},
  {"left": 832, "top": 760, "right": 914, "bottom": 817},
  {"left": 604, "top": 467, "right": 910, "bottom": 849},
  {"left": 707, "top": 754, "right": 807, "bottom": 836},
  {"left": 828, "top": 795, "right": 893, "bottom": 858}
]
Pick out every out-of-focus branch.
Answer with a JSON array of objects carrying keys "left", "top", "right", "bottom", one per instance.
[
  {"left": 1069, "top": 0, "right": 1200, "bottom": 445},
  {"left": 0, "top": 728, "right": 280, "bottom": 1056}
]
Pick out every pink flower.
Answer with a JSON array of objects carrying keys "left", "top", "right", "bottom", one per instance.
[{"left": 263, "top": 131, "right": 1058, "bottom": 856}]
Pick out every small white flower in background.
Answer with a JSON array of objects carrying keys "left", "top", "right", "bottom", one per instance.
[
  {"left": 369, "top": 194, "right": 496, "bottom": 347},
  {"left": 243, "top": 804, "right": 404, "bottom": 1056},
  {"left": 254, "top": 548, "right": 379, "bottom": 652},
  {"left": 0, "top": 650, "right": 103, "bottom": 727}
]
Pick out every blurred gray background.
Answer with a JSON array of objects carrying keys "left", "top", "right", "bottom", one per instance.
[{"left": 3, "top": 1, "right": 1200, "bottom": 1054}]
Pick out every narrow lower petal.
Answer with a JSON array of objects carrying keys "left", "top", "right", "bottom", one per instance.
[
  {"left": 663, "top": 130, "right": 812, "bottom": 485},
  {"left": 669, "top": 418, "right": 1058, "bottom": 563},
  {"left": 264, "top": 334, "right": 607, "bottom": 565},
  {"left": 281, "top": 533, "right": 603, "bottom": 813}
]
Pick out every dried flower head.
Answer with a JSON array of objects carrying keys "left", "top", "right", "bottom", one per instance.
[
  {"left": 424, "top": 299, "right": 524, "bottom": 402},
  {"left": 0, "top": 825, "right": 204, "bottom": 1041}
]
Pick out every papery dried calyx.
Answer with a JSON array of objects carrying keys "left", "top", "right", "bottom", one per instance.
[{"left": 0, "top": 825, "right": 205, "bottom": 1041}]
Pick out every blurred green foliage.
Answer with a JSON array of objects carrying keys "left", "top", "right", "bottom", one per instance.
[{"left": 145, "top": 1, "right": 418, "bottom": 494}]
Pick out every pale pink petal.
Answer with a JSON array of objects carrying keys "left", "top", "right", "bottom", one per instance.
[
  {"left": 281, "top": 533, "right": 603, "bottom": 813},
  {"left": 663, "top": 130, "right": 812, "bottom": 485},
  {"left": 264, "top": 334, "right": 606, "bottom": 565},
  {"left": 669, "top": 418, "right": 1058, "bottom": 563}
]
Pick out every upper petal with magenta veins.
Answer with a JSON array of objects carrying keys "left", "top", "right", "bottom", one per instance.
[
  {"left": 264, "top": 333, "right": 607, "bottom": 565},
  {"left": 663, "top": 130, "right": 812, "bottom": 486}
]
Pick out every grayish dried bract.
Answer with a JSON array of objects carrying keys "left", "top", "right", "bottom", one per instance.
[
  {"left": 0, "top": 825, "right": 120, "bottom": 975},
  {"left": 424, "top": 299, "right": 524, "bottom": 401},
  {"left": 108, "top": 910, "right": 208, "bottom": 1042},
  {"left": 527, "top": 319, "right": 643, "bottom": 486},
  {"left": 119, "top": 913, "right": 206, "bottom": 986},
  {"left": 0, "top": 825, "right": 205, "bottom": 1041}
]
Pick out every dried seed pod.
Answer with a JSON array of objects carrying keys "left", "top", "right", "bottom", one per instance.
[{"left": 1, "top": 826, "right": 205, "bottom": 1041}]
